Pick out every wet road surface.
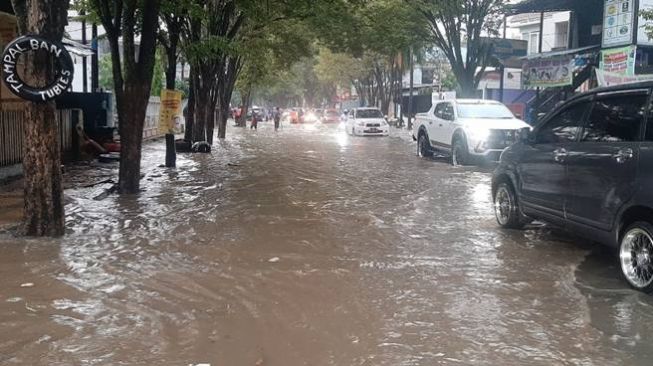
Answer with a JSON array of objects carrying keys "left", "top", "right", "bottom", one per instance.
[{"left": 1, "top": 122, "right": 653, "bottom": 365}]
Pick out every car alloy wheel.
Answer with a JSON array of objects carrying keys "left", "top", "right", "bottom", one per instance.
[
  {"left": 620, "top": 223, "right": 653, "bottom": 292},
  {"left": 494, "top": 185, "right": 513, "bottom": 226},
  {"left": 493, "top": 182, "right": 526, "bottom": 229}
]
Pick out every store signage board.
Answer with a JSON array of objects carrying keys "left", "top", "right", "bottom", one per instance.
[{"left": 603, "top": 0, "right": 635, "bottom": 47}]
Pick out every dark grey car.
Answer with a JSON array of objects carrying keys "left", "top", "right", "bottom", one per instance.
[{"left": 492, "top": 81, "right": 653, "bottom": 293}]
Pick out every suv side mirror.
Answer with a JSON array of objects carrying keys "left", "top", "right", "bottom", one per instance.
[{"left": 519, "top": 127, "right": 532, "bottom": 143}]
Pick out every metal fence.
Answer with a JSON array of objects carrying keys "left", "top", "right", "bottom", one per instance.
[
  {"left": 0, "top": 106, "right": 75, "bottom": 168},
  {"left": 0, "top": 107, "right": 24, "bottom": 167}
]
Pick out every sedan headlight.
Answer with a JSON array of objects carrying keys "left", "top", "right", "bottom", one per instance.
[{"left": 357, "top": 121, "right": 365, "bottom": 127}]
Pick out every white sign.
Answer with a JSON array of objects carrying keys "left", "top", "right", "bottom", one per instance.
[
  {"left": 596, "top": 68, "right": 653, "bottom": 86},
  {"left": 477, "top": 69, "right": 522, "bottom": 90},
  {"left": 638, "top": 0, "right": 653, "bottom": 45},
  {"left": 603, "top": 0, "right": 635, "bottom": 47}
]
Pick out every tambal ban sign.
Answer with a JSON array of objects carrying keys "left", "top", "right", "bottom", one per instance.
[{"left": 2, "top": 35, "right": 74, "bottom": 102}]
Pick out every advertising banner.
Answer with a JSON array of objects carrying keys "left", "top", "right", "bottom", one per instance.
[
  {"left": 159, "top": 89, "right": 183, "bottom": 134},
  {"left": 596, "top": 68, "right": 653, "bottom": 86},
  {"left": 522, "top": 55, "right": 574, "bottom": 88},
  {"left": 603, "top": 0, "right": 635, "bottom": 47},
  {"left": 600, "top": 46, "right": 636, "bottom": 75}
]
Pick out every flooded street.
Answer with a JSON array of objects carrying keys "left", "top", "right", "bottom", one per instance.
[{"left": 2, "top": 123, "right": 653, "bottom": 365}]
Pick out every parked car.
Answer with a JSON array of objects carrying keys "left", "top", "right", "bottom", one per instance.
[
  {"left": 303, "top": 110, "right": 319, "bottom": 123},
  {"left": 413, "top": 99, "right": 530, "bottom": 165},
  {"left": 492, "top": 81, "right": 653, "bottom": 293},
  {"left": 321, "top": 109, "right": 341, "bottom": 124},
  {"left": 345, "top": 108, "right": 389, "bottom": 136}
]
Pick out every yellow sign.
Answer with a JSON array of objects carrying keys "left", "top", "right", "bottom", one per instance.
[{"left": 159, "top": 89, "right": 183, "bottom": 134}]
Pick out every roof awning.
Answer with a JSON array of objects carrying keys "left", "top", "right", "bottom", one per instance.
[
  {"left": 522, "top": 45, "right": 601, "bottom": 60},
  {"left": 62, "top": 38, "right": 94, "bottom": 57},
  {"left": 508, "top": 0, "right": 603, "bottom": 14}
]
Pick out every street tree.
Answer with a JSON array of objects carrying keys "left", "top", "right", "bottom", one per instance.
[
  {"left": 10, "top": 0, "right": 69, "bottom": 236},
  {"left": 85, "top": 0, "right": 162, "bottom": 194},
  {"left": 411, "top": 0, "right": 506, "bottom": 97},
  {"left": 159, "top": 0, "right": 187, "bottom": 90}
]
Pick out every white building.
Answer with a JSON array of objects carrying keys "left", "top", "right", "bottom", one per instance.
[
  {"left": 65, "top": 11, "right": 106, "bottom": 93},
  {"left": 508, "top": 11, "right": 572, "bottom": 54}
]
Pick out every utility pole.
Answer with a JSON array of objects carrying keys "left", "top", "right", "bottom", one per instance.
[
  {"left": 499, "top": 14, "right": 507, "bottom": 103},
  {"left": 408, "top": 46, "right": 414, "bottom": 130},
  {"left": 81, "top": 9, "right": 88, "bottom": 93},
  {"left": 91, "top": 23, "right": 98, "bottom": 92}
]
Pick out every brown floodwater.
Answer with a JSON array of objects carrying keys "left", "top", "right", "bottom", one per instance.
[{"left": 1, "top": 122, "right": 653, "bottom": 365}]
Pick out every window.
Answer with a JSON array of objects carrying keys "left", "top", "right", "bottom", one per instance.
[
  {"left": 554, "top": 22, "right": 569, "bottom": 49},
  {"left": 356, "top": 109, "right": 383, "bottom": 119},
  {"left": 645, "top": 99, "right": 653, "bottom": 142},
  {"left": 536, "top": 102, "right": 589, "bottom": 144},
  {"left": 443, "top": 103, "right": 455, "bottom": 120},
  {"left": 529, "top": 32, "right": 540, "bottom": 54},
  {"left": 457, "top": 103, "right": 514, "bottom": 119},
  {"left": 582, "top": 94, "right": 647, "bottom": 142},
  {"left": 434, "top": 103, "right": 446, "bottom": 118}
]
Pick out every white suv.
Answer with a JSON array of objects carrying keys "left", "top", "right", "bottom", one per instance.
[
  {"left": 413, "top": 99, "right": 530, "bottom": 165},
  {"left": 346, "top": 108, "right": 389, "bottom": 136}
]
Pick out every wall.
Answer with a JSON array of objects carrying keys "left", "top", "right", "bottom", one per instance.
[{"left": 509, "top": 11, "right": 571, "bottom": 54}]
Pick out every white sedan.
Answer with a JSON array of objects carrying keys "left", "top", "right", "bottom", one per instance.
[{"left": 345, "top": 108, "right": 389, "bottom": 136}]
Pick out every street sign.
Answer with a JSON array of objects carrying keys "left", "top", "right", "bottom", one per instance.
[
  {"left": 482, "top": 38, "right": 528, "bottom": 60},
  {"left": 159, "top": 89, "right": 183, "bottom": 134},
  {"left": 2, "top": 35, "right": 74, "bottom": 102}
]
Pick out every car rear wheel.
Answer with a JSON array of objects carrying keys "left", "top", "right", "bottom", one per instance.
[
  {"left": 494, "top": 182, "right": 526, "bottom": 229},
  {"left": 620, "top": 222, "right": 653, "bottom": 293},
  {"left": 418, "top": 134, "right": 433, "bottom": 158},
  {"left": 451, "top": 137, "right": 470, "bottom": 166}
]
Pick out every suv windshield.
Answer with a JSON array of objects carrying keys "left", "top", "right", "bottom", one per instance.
[
  {"left": 457, "top": 103, "right": 514, "bottom": 119},
  {"left": 356, "top": 109, "right": 383, "bottom": 119}
]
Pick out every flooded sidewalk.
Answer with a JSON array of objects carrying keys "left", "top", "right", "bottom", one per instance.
[{"left": 1, "top": 123, "right": 652, "bottom": 365}]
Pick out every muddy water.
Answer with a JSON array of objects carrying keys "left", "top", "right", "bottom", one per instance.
[{"left": 1, "top": 123, "right": 653, "bottom": 365}]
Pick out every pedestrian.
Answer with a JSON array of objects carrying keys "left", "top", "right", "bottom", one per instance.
[
  {"left": 251, "top": 113, "right": 258, "bottom": 130},
  {"left": 274, "top": 107, "right": 281, "bottom": 131}
]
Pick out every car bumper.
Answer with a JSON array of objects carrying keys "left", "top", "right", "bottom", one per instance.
[{"left": 354, "top": 126, "right": 389, "bottom": 136}]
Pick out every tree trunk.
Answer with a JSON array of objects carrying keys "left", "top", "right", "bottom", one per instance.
[
  {"left": 206, "top": 100, "right": 217, "bottom": 144},
  {"left": 165, "top": 43, "right": 177, "bottom": 90},
  {"left": 185, "top": 67, "right": 195, "bottom": 141},
  {"left": 117, "top": 85, "right": 148, "bottom": 193},
  {"left": 237, "top": 87, "right": 252, "bottom": 127},
  {"left": 192, "top": 75, "right": 207, "bottom": 142},
  {"left": 94, "top": 0, "right": 161, "bottom": 194},
  {"left": 164, "top": 37, "right": 177, "bottom": 167},
  {"left": 217, "top": 104, "right": 229, "bottom": 139},
  {"left": 12, "top": 0, "right": 69, "bottom": 236}
]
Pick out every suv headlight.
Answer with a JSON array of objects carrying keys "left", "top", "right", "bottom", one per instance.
[{"left": 468, "top": 128, "right": 490, "bottom": 141}]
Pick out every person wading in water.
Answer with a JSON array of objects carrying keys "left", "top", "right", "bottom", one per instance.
[
  {"left": 274, "top": 107, "right": 281, "bottom": 131},
  {"left": 251, "top": 113, "right": 258, "bottom": 130}
]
